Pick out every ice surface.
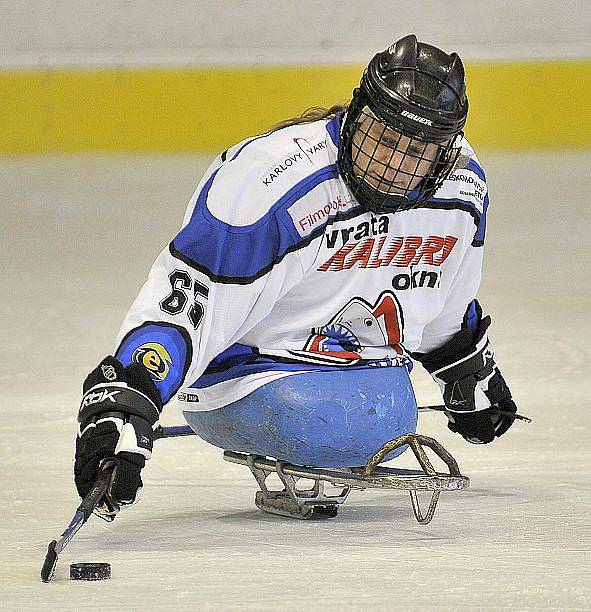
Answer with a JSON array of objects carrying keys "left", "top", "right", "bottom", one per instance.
[{"left": 1, "top": 151, "right": 590, "bottom": 610}]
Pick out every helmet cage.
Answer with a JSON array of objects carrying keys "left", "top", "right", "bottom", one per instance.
[{"left": 338, "top": 90, "right": 463, "bottom": 214}]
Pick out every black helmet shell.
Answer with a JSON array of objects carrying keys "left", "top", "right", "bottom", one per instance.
[
  {"left": 337, "top": 34, "right": 469, "bottom": 214},
  {"left": 363, "top": 34, "right": 468, "bottom": 143}
]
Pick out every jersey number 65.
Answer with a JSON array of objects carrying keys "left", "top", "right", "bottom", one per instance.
[{"left": 159, "top": 270, "right": 209, "bottom": 329}]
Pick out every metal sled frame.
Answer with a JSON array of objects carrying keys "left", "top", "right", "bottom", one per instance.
[{"left": 223, "top": 433, "right": 469, "bottom": 524}]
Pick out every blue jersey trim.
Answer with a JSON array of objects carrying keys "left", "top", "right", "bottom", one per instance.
[
  {"left": 202, "top": 342, "right": 258, "bottom": 374},
  {"left": 190, "top": 359, "right": 406, "bottom": 389},
  {"left": 423, "top": 197, "right": 488, "bottom": 248},
  {"left": 198, "top": 165, "right": 338, "bottom": 234},
  {"left": 464, "top": 300, "right": 480, "bottom": 332},
  {"left": 422, "top": 198, "right": 481, "bottom": 222},
  {"left": 425, "top": 158, "right": 488, "bottom": 247},
  {"left": 465, "top": 158, "right": 486, "bottom": 182},
  {"left": 326, "top": 114, "right": 342, "bottom": 148},
  {"left": 115, "top": 322, "right": 192, "bottom": 405},
  {"left": 472, "top": 192, "right": 489, "bottom": 246},
  {"left": 228, "top": 133, "right": 271, "bottom": 161},
  {"left": 170, "top": 164, "right": 339, "bottom": 283},
  {"left": 190, "top": 344, "right": 411, "bottom": 389}
]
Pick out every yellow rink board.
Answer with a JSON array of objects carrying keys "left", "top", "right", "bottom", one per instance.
[{"left": 1, "top": 60, "right": 589, "bottom": 153}]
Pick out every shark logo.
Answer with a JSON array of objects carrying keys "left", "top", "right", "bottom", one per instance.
[{"left": 304, "top": 291, "right": 405, "bottom": 364}]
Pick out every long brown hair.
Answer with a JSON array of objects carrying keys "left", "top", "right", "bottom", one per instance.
[{"left": 268, "top": 104, "right": 348, "bottom": 132}]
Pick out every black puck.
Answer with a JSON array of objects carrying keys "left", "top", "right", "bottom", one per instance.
[{"left": 69, "top": 562, "right": 111, "bottom": 581}]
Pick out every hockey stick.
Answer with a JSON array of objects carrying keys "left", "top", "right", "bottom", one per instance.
[
  {"left": 153, "top": 405, "right": 531, "bottom": 440},
  {"left": 153, "top": 424, "right": 198, "bottom": 440},
  {"left": 40, "top": 462, "right": 115, "bottom": 583},
  {"left": 420, "top": 404, "right": 531, "bottom": 422}
]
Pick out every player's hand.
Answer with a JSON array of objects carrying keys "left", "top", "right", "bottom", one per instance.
[
  {"left": 436, "top": 340, "right": 518, "bottom": 444},
  {"left": 445, "top": 398, "right": 517, "bottom": 444},
  {"left": 435, "top": 325, "right": 518, "bottom": 444},
  {"left": 414, "top": 300, "right": 518, "bottom": 444},
  {"left": 74, "top": 356, "right": 162, "bottom": 520}
]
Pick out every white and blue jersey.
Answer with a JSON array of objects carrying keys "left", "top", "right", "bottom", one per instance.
[{"left": 114, "top": 114, "right": 489, "bottom": 413}]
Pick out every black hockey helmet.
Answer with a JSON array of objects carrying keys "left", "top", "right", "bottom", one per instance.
[{"left": 338, "top": 34, "right": 469, "bottom": 213}]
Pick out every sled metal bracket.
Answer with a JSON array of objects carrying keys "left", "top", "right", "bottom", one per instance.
[
  {"left": 361, "top": 433, "right": 464, "bottom": 524},
  {"left": 224, "top": 433, "right": 469, "bottom": 524}
]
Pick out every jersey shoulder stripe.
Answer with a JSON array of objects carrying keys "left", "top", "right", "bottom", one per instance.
[
  {"left": 170, "top": 164, "right": 339, "bottom": 284},
  {"left": 171, "top": 118, "right": 343, "bottom": 283}
]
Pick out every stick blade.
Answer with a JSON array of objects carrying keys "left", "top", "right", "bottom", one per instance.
[{"left": 41, "top": 540, "right": 58, "bottom": 583}]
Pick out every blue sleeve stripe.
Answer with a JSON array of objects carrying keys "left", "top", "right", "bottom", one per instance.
[
  {"left": 170, "top": 164, "right": 339, "bottom": 284},
  {"left": 425, "top": 159, "right": 488, "bottom": 246},
  {"left": 464, "top": 300, "right": 480, "bottom": 332},
  {"left": 115, "top": 322, "right": 193, "bottom": 405},
  {"left": 472, "top": 193, "right": 489, "bottom": 247}
]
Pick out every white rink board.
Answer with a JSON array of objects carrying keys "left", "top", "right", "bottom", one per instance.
[
  {"left": 1, "top": 151, "right": 590, "bottom": 610},
  {"left": 2, "top": 0, "right": 591, "bottom": 67}
]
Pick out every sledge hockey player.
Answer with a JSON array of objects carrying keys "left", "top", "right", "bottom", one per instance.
[{"left": 74, "top": 34, "right": 518, "bottom": 519}]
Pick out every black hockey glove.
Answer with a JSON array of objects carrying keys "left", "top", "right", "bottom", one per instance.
[
  {"left": 74, "top": 356, "right": 162, "bottom": 520},
  {"left": 414, "top": 301, "right": 517, "bottom": 444}
]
